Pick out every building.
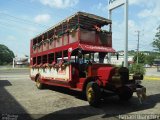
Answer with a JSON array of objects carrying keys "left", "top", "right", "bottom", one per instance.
[
  {"left": 110, "top": 55, "right": 134, "bottom": 66},
  {"left": 13, "top": 55, "right": 29, "bottom": 68}
]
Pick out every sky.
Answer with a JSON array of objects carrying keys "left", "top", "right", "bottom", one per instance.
[{"left": 0, "top": 0, "right": 160, "bottom": 57}]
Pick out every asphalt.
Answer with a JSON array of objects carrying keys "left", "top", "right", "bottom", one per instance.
[
  {"left": 0, "top": 68, "right": 160, "bottom": 120},
  {"left": 144, "top": 67, "right": 160, "bottom": 80}
]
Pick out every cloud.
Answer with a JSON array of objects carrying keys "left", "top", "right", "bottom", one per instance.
[
  {"left": 95, "top": 3, "right": 108, "bottom": 12},
  {"left": 129, "top": 0, "right": 141, "bottom": 5},
  {"left": 129, "top": 0, "right": 148, "bottom": 5},
  {"left": 128, "top": 20, "right": 139, "bottom": 32},
  {"left": 129, "top": 0, "right": 138, "bottom": 5},
  {"left": 128, "top": 0, "right": 160, "bottom": 50},
  {"left": 7, "top": 35, "right": 17, "bottom": 41},
  {"left": 138, "top": 3, "right": 160, "bottom": 18},
  {"left": 128, "top": 20, "right": 135, "bottom": 28},
  {"left": 138, "top": 9, "right": 152, "bottom": 18},
  {"left": 39, "top": 0, "right": 79, "bottom": 9},
  {"left": 136, "top": 1, "right": 160, "bottom": 47},
  {"left": 34, "top": 14, "right": 51, "bottom": 23}
]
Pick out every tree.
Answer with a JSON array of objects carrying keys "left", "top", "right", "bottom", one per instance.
[
  {"left": 152, "top": 25, "right": 160, "bottom": 52},
  {"left": 133, "top": 52, "right": 146, "bottom": 64},
  {"left": 0, "top": 44, "right": 15, "bottom": 65},
  {"left": 145, "top": 55, "right": 156, "bottom": 65}
]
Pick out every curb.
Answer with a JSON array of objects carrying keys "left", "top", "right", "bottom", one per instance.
[
  {"left": 0, "top": 68, "right": 29, "bottom": 70},
  {"left": 144, "top": 76, "right": 160, "bottom": 80}
]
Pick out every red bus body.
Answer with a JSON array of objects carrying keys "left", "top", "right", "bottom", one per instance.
[{"left": 30, "top": 12, "right": 146, "bottom": 106}]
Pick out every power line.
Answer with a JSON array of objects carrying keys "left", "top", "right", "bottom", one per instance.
[
  {"left": 11, "top": 0, "right": 45, "bottom": 11},
  {"left": 0, "top": 21, "right": 38, "bottom": 32},
  {"left": 0, "top": 12, "right": 49, "bottom": 28},
  {"left": 0, "top": 17, "right": 40, "bottom": 29}
]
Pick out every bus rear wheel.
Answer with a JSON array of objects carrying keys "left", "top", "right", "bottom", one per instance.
[
  {"left": 36, "top": 76, "right": 44, "bottom": 89},
  {"left": 86, "top": 82, "right": 101, "bottom": 106}
]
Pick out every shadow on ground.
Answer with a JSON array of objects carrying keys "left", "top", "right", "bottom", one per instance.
[
  {"left": 0, "top": 80, "right": 32, "bottom": 120},
  {"left": 46, "top": 85, "right": 85, "bottom": 100},
  {"left": 36, "top": 85, "right": 160, "bottom": 120}
]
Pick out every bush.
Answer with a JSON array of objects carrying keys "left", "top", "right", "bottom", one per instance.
[
  {"left": 129, "top": 64, "right": 146, "bottom": 75},
  {"left": 145, "top": 55, "right": 156, "bottom": 65},
  {"left": 133, "top": 53, "right": 146, "bottom": 64}
]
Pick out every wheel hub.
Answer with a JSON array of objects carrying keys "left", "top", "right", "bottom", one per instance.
[{"left": 87, "top": 87, "right": 94, "bottom": 102}]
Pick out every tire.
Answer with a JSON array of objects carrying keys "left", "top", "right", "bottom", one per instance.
[
  {"left": 86, "top": 82, "right": 101, "bottom": 106},
  {"left": 117, "top": 86, "right": 133, "bottom": 101},
  {"left": 36, "top": 76, "right": 44, "bottom": 89}
]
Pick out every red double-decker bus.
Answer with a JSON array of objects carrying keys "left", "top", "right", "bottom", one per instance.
[{"left": 30, "top": 12, "right": 146, "bottom": 106}]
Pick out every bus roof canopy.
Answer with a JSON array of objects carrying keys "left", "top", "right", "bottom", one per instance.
[{"left": 33, "top": 11, "right": 112, "bottom": 39}]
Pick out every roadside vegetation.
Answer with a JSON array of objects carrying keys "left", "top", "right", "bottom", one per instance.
[
  {"left": 129, "top": 25, "right": 160, "bottom": 75},
  {"left": 0, "top": 44, "right": 15, "bottom": 65},
  {"left": 152, "top": 25, "right": 160, "bottom": 53}
]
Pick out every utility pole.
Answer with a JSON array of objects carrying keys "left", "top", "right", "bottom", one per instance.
[{"left": 135, "top": 30, "right": 140, "bottom": 64}]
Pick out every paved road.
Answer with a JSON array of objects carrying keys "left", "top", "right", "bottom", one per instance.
[
  {"left": 145, "top": 67, "right": 160, "bottom": 77},
  {"left": 0, "top": 69, "right": 160, "bottom": 120}
]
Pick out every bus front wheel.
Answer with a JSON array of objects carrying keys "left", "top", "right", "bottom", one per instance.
[{"left": 86, "top": 82, "right": 101, "bottom": 106}]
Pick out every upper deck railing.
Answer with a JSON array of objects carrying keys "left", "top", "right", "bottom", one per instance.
[{"left": 30, "top": 12, "right": 112, "bottom": 55}]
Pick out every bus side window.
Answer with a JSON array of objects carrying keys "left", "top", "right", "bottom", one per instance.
[
  {"left": 37, "top": 56, "right": 41, "bottom": 65},
  {"left": 63, "top": 50, "right": 68, "bottom": 62},
  {"left": 33, "top": 57, "right": 36, "bottom": 65},
  {"left": 48, "top": 53, "right": 54, "bottom": 64},
  {"left": 42, "top": 55, "right": 47, "bottom": 64},
  {"left": 56, "top": 51, "right": 62, "bottom": 63}
]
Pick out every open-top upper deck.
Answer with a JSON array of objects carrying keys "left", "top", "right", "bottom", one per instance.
[
  {"left": 33, "top": 11, "right": 112, "bottom": 39},
  {"left": 30, "top": 12, "right": 115, "bottom": 57}
]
